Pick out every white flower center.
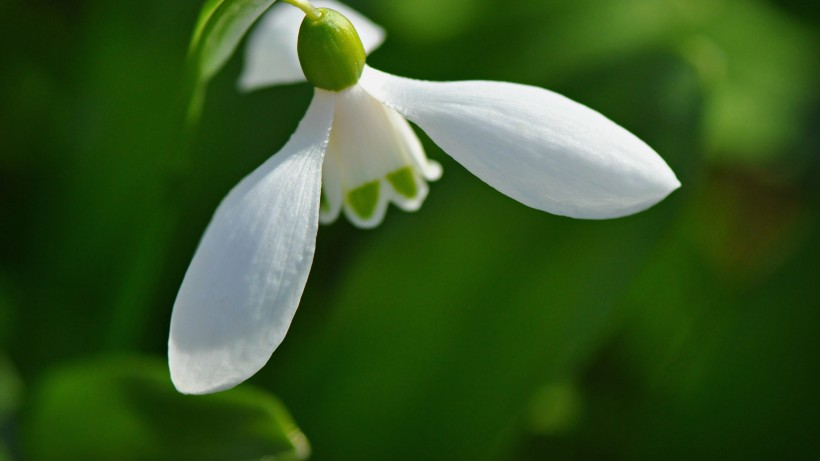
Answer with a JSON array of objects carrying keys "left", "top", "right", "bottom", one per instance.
[{"left": 320, "top": 85, "right": 442, "bottom": 228}]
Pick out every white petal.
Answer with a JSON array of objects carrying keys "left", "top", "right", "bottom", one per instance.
[
  {"left": 239, "top": 0, "right": 386, "bottom": 92},
  {"left": 169, "top": 89, "right": 335, "bottom": 394},
  {"left": 360, "top": 66, "right": 680, "bottom": 219}
]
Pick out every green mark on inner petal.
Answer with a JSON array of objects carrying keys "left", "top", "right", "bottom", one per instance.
[
  {"left": 387, "top": 167, "right": 418, "bottom": 199},
  {"left": 346, "top": 181, "right": 381, "bottom": 220},
  {"left": 320, "top": 189, "right": 330, "bottom": 213}
]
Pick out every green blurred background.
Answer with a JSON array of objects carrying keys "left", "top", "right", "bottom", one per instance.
[{"left": 1, "top": 0, "right": 819, "bottom": 459}]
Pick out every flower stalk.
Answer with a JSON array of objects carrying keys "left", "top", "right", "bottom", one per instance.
[{"left": 281, "top": 0, "right": 321, "bottom": 20}]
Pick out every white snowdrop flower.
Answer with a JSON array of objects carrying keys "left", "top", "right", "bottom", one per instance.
[{"left": 169, "top": 0, "right": 681, "bottom": 394}]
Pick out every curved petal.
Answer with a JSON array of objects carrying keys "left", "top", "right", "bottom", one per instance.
[
  {"left": 239, "top": 0, "right": 386, "bottom": 92},
  {"left": 169, "top": 89, "right": 335, "bottom": 395},
  {"left": 360, "top": 66, "right": 680, "bottom": 219}
]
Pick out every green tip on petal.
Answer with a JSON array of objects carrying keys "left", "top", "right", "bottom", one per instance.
[
  {"left": 320, "top": 190, "right": 330, "bottom": 213},
  {"left": 387, "top": 166, "right": 419, "bottom": 199},
  {"left": 346, "top": 180, "right": 381, "bottom": 219},
  {"left": 297, "top": 8, "right": 366, "bottom": 91}
]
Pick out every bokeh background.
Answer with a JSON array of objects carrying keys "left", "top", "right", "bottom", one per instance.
[{"left": 2, "top": 0, "right": 819, "bottom": 459}]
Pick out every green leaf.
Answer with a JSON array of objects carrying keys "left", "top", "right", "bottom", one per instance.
[
  {"left": 0, "top": 353, "right": 17, "bottom": 461},
  {"left": 0, "top": 282, "right": 12, "bottom": 346},
  {"left": 23, "top": 356, "right": 309, "bottom": 461},
  {"left": 186, "top": 0, "right": 278, "bottom": 125},
  {"left": 189, "top": 0, "right": 278, "bottom": 82},
  {"left": 539, "top": 0, "right": 817, "bottom": 164},
  {"left": 0, "top": 355, "right": 22, "bottom": 422},
  {"left": 0, "top": 355, "right": 22, "bottom": 461},
  {"left": 691, "top": 0, "right": 818, "bottom": 163}
]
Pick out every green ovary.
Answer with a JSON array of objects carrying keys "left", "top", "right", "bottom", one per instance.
[
  {"left": 297, "top": 8, "right": 366, "bottom": 91},
  {"left": 346, "top": 180, "right": 381, "bottom": 219},
  {"left": 387, "top": 166, "right": 418, "bottom": 199}
]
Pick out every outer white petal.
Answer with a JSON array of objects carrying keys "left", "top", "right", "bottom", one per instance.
[
  {"left": 169, "top": 90, "right": 335, "bottom": 394},
  {"left": 360, "top": 66, "right": 680, "bottom": 219},
  {"left": 239, "top": 0, "right": 386, "bottom": 91}
]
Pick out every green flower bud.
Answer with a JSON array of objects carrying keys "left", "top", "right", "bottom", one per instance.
[{"left": 297, "top": 8, "right": 366, "bottom": 91}]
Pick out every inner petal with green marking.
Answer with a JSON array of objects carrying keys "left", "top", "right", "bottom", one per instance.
[
  {"left": 318, "top": 84, "right": 442, "bottom": 229},
  {"left": 387, "top": 166, "right": 418, "bottom": 199},
  {"left": 346, "top": 180, "right": 381, "bottom": 221}
]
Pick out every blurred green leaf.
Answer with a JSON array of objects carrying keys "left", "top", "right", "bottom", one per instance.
[
  {"left": 23, "top": 356, "right": 309, "bottom": 461},
  {"left": 190, "top": 0, "right": 276, "bottom": 82},
  {"left": 16, "top": 1, "right": 195, "bottom": 367},
  {"left": 0, "top": 355, "right": 21, "bottom": 461},
  {"left": 568, "top": 195, "right": 820, "bottom": 460},
  {"left": 375, "top": 0, "right": 485, "bottom": 43},
  {"left": 0, "top": 282, "right": 11, "bottom": 346},
  {"left": 691, "top": 0, "right": 818, "bottom": 163},
  {"left": 0, "top": 355, "right": 22, "bottom": 422},
  {"left": 518, "top": 0, "right": 817, "bottom": 164},
  {"left": 186, "top": 0, "right": 277, "bottom": 124},
  {"left": 526, "top": 380, "right": 584, "bottom": 436}
]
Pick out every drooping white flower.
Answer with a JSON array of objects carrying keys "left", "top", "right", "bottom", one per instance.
[{"left": 169, "top": 0, "right": 680, "bottom": 394}]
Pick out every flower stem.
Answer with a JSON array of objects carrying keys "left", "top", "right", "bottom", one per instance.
[{"left": 281, "top": 0, "right": 322, "bottom": 20}]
